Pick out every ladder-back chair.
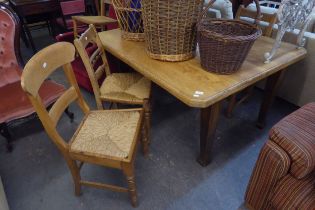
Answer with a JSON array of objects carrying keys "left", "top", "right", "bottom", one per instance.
[
  {"left": 74, "top": 25, "right": 151, "bottom": 154},
  {"left": 226, "top": 2, "right": 278, "bottom": 117},
  {"left": 21, "top": 42, "right": 146, "bottom": 207}
]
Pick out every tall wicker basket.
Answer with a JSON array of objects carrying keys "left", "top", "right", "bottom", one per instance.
[
  {"left": 141, "top": 0, "right": 204, "bottom": 61},
  {"left": 112, "top": 0, "right": 144, "bottom": 41}
]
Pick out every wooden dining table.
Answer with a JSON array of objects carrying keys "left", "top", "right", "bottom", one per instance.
[{"left": 99, "top": 29, "right": 306, "bottom": 167}]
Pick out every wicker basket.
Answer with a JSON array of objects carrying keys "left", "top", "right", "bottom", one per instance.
[
  {"left": 141, "top": 0, "right": 204, "bottom": 61},
  {"left": 197, "top": 0, "right": 262, "bottom": 74},
  {"left": 112, "top": 0, "right": 144, "bottom": 41}
]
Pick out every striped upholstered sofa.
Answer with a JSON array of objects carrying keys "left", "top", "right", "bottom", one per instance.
[{"left": 245, "top": 103, "right": 315, "bottom": 210}]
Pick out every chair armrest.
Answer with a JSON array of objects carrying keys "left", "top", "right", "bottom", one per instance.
[{"left": 245, "top": 140, "right": 290, "bottom": 210}]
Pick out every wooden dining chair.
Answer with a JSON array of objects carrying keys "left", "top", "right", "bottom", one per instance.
[
  {"left": 226, "top": 3, "right": 278, "bottom": 118},
  {"left": 72, "top": 0, "right": 117, "bottom": 38},
  {"left": 21, "top": 42, "right": 147, "bottom": 207},
  {"left": 74, "top": 24, "right": 152, "bottom": 154}
]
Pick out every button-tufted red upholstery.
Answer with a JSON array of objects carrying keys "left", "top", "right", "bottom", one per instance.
[
  {"left": 0, "top": 4, "right": 20, "bottom": 87},
  {"left": 0, "top": 4, "right": 65, "bottom": 124}
]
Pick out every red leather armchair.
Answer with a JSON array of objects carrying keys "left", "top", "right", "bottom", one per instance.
[
  {"left": 245, "top": 103, "right": 315, "bottom": 209},
  {"left": 0, "top": 3, "right": 69, "bottom": 151}
]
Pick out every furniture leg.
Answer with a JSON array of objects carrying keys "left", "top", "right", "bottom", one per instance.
[
  {"left": 141, "top": 99, "right": 150, "bottom": 156},
  {"left": 65, "top": 107, "right": 74, "bottom": 123},
  {"left": 226, "top": 86, "right": 255, "bottom": 118},
  {"left": 47, "top": 20, "right": 52, "bottom": 35},
  {"left": 226, "top": 94, "right": 237, "bottom": 118},
  {"left": 66, "top": 158, "right": 81, "bottom": 196},
  {"left": 122, "top": 164, "right": 138, "bottom": 207},
  {"left": 197, "top": 101, "right": 221, "bottom": 167},
  {"left": 0, "top": 123, "right": 13, "bottom": 152},
  {"left": 20, "top": 27, "right": 29, "bottom": 48},
  {"left": 257, "top": 70, "right": 285, "bottom": 129},
  {"left": 73, "top": 19, "right": 78, "bottom": 38},
  {"left": 23, "top": 23, "right": 36, "bottom": 53}
]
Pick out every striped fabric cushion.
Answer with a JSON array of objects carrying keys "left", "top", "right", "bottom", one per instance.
[
  {"left": 245, "top": 141, "right": 290, "bottom": 210},
  {"left": 271, "top": 173, "right": 315, "bottom": 209},
  {"left": 270, "top": 103, "right": 315, "bottom": 179}
]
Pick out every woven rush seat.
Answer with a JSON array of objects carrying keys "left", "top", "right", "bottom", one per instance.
[
  {"left": 74, "top": 25, "right": 152, "bottom": 157},
  {"left": 70, "top": 110, "right": 141, "bottom": 159},
  {"left": 21, "top": 42, "right": 145, "bottom": 207},
  {"left": 100, "top": 73, "right": 151, "bottom": 104}
]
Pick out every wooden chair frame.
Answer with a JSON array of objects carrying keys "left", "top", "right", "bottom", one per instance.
[
  {"left": 235, "top": 4, "right": 278, "bottom": 37},
  {"left": 74, "top": 24, "right": 151, "bottom": 154},
  {"left": 226, "top": 6, "right": 278, "bottom": 118},
  {"left": 21, "top": 42, "right": 145, "bottom": 207},
  {"left": 72, "top": 0, "right": 117, "bottom": 38}
]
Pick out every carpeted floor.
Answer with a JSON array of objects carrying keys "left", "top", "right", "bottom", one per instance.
[{"left": 0, "top": 28, "right": 298, "bottom": 210}]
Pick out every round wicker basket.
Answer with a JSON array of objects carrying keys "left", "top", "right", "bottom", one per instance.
[
  {"left": 112, "top": 0, "right": 144, "bottom": 41},
  {"left": 197, "top": 0, "right": 262, "bottom": 74},
  {"left": 141, "top": 0, "right": 204, "bottom": 62}
]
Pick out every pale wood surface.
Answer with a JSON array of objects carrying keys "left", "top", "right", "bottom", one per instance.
[
  {"left": 99, "top": 29, "right": 306, "bottom": 108},
  {"left": 72, "top": 16, "right": 117, "bottom": 25},
  {"left": 21, "top": 42, "right": 143, "bottom": 206}
]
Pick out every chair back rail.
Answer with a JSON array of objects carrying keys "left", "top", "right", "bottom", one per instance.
[
  {"left": 21, "top": 42, "right": 90, "bottom": 152},
  {"left": 236, "top": 5, "right": 277, "bottom": 37},
  {"left": 74, "top": 24, "right": 110, "bottom": 109}
]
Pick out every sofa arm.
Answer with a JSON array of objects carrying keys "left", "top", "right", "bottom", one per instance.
[{"left": 245, "top": 141, "right": 290, "bottom": 210}]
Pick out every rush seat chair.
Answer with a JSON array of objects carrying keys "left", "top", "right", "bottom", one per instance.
[
  {"left": 21, "top": 42, "right": 147, "bottom": 207},
  {"left": 74, "top": 25, "right": 152, "bottom": 154}
]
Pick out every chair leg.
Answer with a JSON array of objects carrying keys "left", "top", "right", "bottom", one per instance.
[
  {"left": 66, "top": 158, "right": 81, "bottom": 196},
  {"left": 122, "top": 164, "right": 138, "bottom": 207},
  {"left": 0, "top": 123, "right": 13, "bottom": 152},
  {"left": 65, "top": 108, "right": 74, "bottom": 123},
  {"left": 226, "top": 94, "right": 237, "bottom": 118},
  {"left": 109, "top": 102, "right": 118, "bottom": 109},
  {"left": 23, "top": 24, "right": 36, "bottom": 53},
  {"left": 226, "top": 86, "right": 255, "bottom": 118},
  {"left": 141, "top": 99, "right": 150, "bottom": 156}
]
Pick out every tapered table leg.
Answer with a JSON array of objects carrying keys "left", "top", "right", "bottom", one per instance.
[
  {"left": 197, "top": 101, "right": 221, "bottom": 167},
  {"left": 257, "top": 70, "right": 285, "bottom": 129}
]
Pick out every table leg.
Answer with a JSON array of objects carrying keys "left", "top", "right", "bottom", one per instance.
[
  {"left": 197, "top": 101, "right": 221, "bottom": 167},
  {"left": 256, "top": 70, "right": 285, "bottom": 129}
]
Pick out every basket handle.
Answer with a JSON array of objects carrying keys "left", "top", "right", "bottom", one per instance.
[
  {"left": 251, "top": 0, "right": 262, "bottom": 25},
  {"left": 197, "top": 0, "right": 217, "bottom": 26},
  {"left": 197, "top": 0, "right": 262, "bottom": 26}
]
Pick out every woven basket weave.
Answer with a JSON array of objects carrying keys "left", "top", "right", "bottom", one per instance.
[
  {"left": 197, "top": 0, "right": 262, "bottom": 74},
  {"left": 141, "top": 0, "right": 204, "bottom": 61},
  {"left": 112, "top": 0, "right": 144, "bottom": 41}
]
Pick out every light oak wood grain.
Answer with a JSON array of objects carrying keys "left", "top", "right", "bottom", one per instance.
[
  {"left": 99, "top": 29, "right": 306, "bottom": 108},
  {"left": 21, "top": 42, "right": 144, "bottom": 206}
]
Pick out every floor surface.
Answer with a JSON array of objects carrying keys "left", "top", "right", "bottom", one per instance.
[{"left": 0, "top": 28, "right": 298, "bottom": 210}]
